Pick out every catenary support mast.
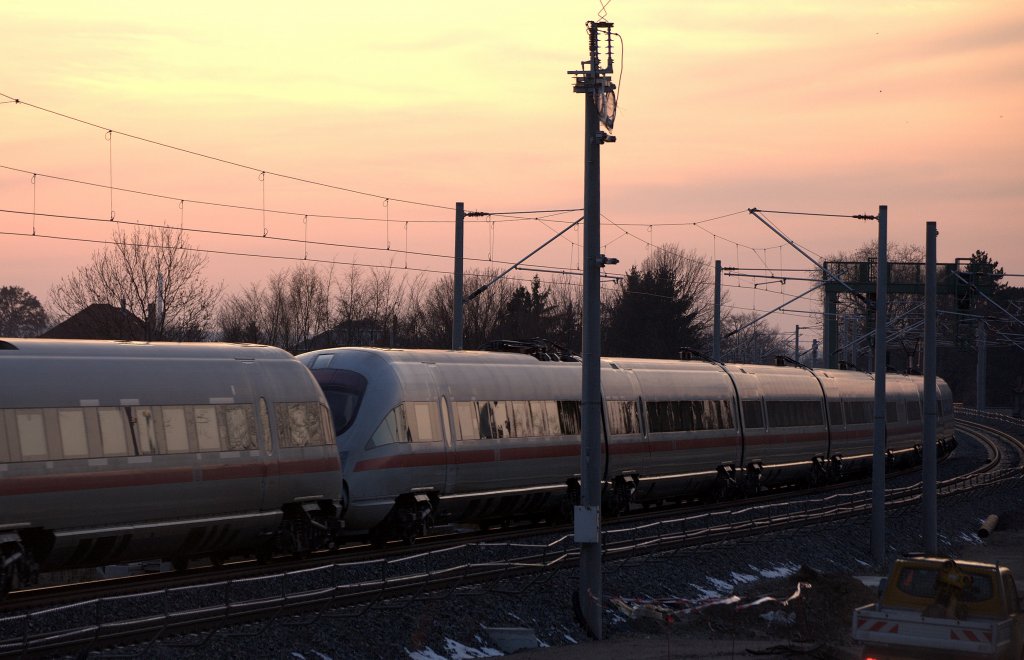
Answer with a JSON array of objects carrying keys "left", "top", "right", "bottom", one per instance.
[{"left": 568, "top": 19, "right": 616, "bottom": 640}]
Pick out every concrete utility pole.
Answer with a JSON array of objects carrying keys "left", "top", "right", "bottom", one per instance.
[
  {"left": 871, "top": 205, "right": 888, "bottom": 566},
  {"left": 453, "top": 202, "right": 465, "bottom": 351},
  {"left": 713, "top": 260, "right": 722, "bottom": 361},
  {"left": 794, "top": 325, "right": 800, "bottom": 364},
  {"left": 811, "top": 338, "right": 819, "bottom": 367},
  {"left": 569, "top": 19, "right": 616, "bottom": 640},
  {"left": 923, "top": 221, "right": 938, "bottom": 554},
  {"left": 977, "top": 320, "right": 987, "bottom": 410}
]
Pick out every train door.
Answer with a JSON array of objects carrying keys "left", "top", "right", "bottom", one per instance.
[
  {"left": 256, "top": 395, "right": 277, "bottom": 511},
  {"left": 439, "top": 396, "right": 456, "bottom": 494},
  {"left": 425, "top": 365, "right": 453, "bottom": 495}
]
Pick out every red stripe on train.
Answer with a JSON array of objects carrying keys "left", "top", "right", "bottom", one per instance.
[{"left": 0, "top": 456, "right": 339, "bottom": 495}]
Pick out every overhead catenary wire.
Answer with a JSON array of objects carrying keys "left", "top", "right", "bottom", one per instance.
[
  {"left": 0, "top": 92, "right": 454, "bottom": 212},
  {"left": 0, "top": 207, "right": 613, "bottom": 276}
]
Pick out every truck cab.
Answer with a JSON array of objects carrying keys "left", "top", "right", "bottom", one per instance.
[{"left": 853, "top": 557, "right": 1024, "bottom": 659}]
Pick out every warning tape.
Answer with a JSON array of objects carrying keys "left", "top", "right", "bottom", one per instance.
[{"left": 608, "top": 582, "right": 812, "bottom": 623}]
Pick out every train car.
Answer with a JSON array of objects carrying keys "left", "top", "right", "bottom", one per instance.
[
  {"left": 0, "top": 339, "right": 343, "bottom": 595},
  {"left": 297, "top": 347, "right": 957, "bottom": 543}
]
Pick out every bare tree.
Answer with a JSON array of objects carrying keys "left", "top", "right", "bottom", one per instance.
[
  {"left": 218, "top": 283, "right": 267, "bottom": 344},
  {"left": 49, "top": 226, "right": 222, "bottom": 340},
  {"left": 720, "top": 312, "right": 790, "bottom": 364},
  {"left": 0, "top": 286, "right": 48, "bottom": 337},
  {"left": 825, "top": 240, "right": 926, "bottom": 370},
  {"left": 217, "top": 264, "right": 334, "bottom": 351}
]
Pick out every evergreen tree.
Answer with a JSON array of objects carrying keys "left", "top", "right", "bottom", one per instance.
[{"left": 604, "top": 263, "right": 700, "bottom": 358}]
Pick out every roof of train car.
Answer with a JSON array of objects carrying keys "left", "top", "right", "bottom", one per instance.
[
  {"left": 301, "top": 347, "right": 730, "bottom": 373},
  {"left": 0, "top": 338, "right": 293, "bottom": 360},
  {"left": 300, "top": 347, "right": 930, "bottom": 383}
]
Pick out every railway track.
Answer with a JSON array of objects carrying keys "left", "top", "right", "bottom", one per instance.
[
  {"left": 0, "top": 443, "right": 951, "bottom": 613},
  {"left": 3, "top": 414, "right": 1022, "bottom": 658}
]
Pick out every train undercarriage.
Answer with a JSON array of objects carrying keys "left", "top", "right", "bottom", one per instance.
[{"left": 364, "top": 436, "right": 957, "bottom": 545}]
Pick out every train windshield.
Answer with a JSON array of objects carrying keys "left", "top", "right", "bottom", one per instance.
[{"left": 311, "top": 368, "right": 368, "bottom": 436}]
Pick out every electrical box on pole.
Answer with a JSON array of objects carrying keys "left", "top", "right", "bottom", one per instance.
[{"left": 568, "top": 18, "right": 617, "bottom": 641}]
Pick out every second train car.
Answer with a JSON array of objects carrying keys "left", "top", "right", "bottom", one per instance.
[{"left": 298, "top": 347, "right": 955, "bottom": 542}]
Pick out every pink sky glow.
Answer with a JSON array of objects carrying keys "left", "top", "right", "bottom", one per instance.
[{"left": 1, "top": 1, "right": 1022, "bottom": 343}]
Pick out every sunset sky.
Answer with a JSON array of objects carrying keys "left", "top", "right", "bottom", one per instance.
[{"left": 1, "top": 1, "right": 1021, "bottom": 344}]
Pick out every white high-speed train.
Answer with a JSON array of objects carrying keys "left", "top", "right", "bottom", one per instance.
[
  {"left": 297, "top": 347, "right": 956, "bottom": 542},
  {"left": 0, "top": 339, "right": 342, "bottom": 595}
]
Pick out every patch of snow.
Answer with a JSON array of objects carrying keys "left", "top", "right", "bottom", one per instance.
[
  {"left": 730, "top": 571, "right": 758, "bottom": 584},
  {"left": 291, "top": 654, "right": 306, "bottom": 660},
  {"left": 706, "top": 576, "right": 733, "bottom": 593},
  {"left": 563, "top": 634, "right": 577, "bottom": 644},
  {"left": 472, "top": 634, "right": 502, "bottom": 655},
  {"left": 444, "top": 638, "right": 502, "bottom": 658},
  {"left": 407, "top": 648, "right": 447, "bottom": 660},
  {"left": 757, "top": 563, "right": 799, "bottom": 579},
  {"left": 690, "top": 584, "right": 723, "bottom": 599}
]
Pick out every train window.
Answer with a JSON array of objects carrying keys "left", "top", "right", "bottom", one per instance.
[
  {"left": 647, "top": 401, "right": 679, "bottom": 433},
  {"left": 491, "top": 401, "right": 511, "bottom": 439},
  {"left": 741, "top": 399, "right": 765, "bottom": 429},
  {"left": 766, "top": 400, "right": 824, "bottom": 428},
  {"left": 162, "top": 406, "right": 190, "bottom": 453},
  {"left": 647, "top": 400, "right": 734, "bottom": 433},
  {"left": 225, "top": 405, "right": 256, "bottom": 450},
  {"left": 827, "top": 401, "right": 844, "bottom": 426},
  {"left": 706, "top": 400, "right": 735, "bottom": 430},
  {"left": 532, "top": 401, "right": 560, "bottom": 437},
  {"left": 510, "top": 401, "right": 532, "bottom": 437},
  {"left": 742, "top": 400, "right": 764, "bottom": 429},
  {"left": 132, "top": 407, "right": 158, "bottom": 454},
  {"left": 98, "top": 408, "right": 129, "bottom": 456},
  {"left": 607, "top": 400, "right": 639, "bottom": 435},
  {"left": 475, "top": 401, "right": 498, "bottom": 439},
  {"left": 16, "top": 410, "right": 48, "bottom": 460},
  {"left": 279, "top": 402, "right": 325, "bottom": 448},
  {"left": 319, "top": 369, "right": 368, "bottom": 436},
  {"left": 845, "top": 400, "right": 873, "bottom": 425},
  {"left": 409, "top": 402, "right": 436, "bottom": 442},
  {"left": 312, "top": 354, "right": 334, "bottom": 369},
  {"left": 366, "top": 405, "right": 409, "bottom": 449},
  {"left": 58, "top": 409, "right": 90, "bottom": 458},
  {"left": 557, "top": 401, "right": 581, "bottom": 435},
  {"left": 319, "top": 403, "right": 335, "bottom": 446},
  {"left": 194, "top": 405, "right": 222, "bottom": 451},
  {"left": 906, "top": 400, "right": 922, "bottom": 422},
  {"left": 455, "top": 402, "right": 481, "bottom": 440},
  {"left": 646, "top": 401, "right": 671, "bottom": 433},
  {"left": 886, "top": 402, "right": 900, "bottom": 423}
]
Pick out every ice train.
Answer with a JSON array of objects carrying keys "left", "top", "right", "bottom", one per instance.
[
  {"left": 0, "top": 338, "right": 342, "bottom": 595},
  {"left": 297, "top": 347, "right": 956, "bottom": 542}
]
